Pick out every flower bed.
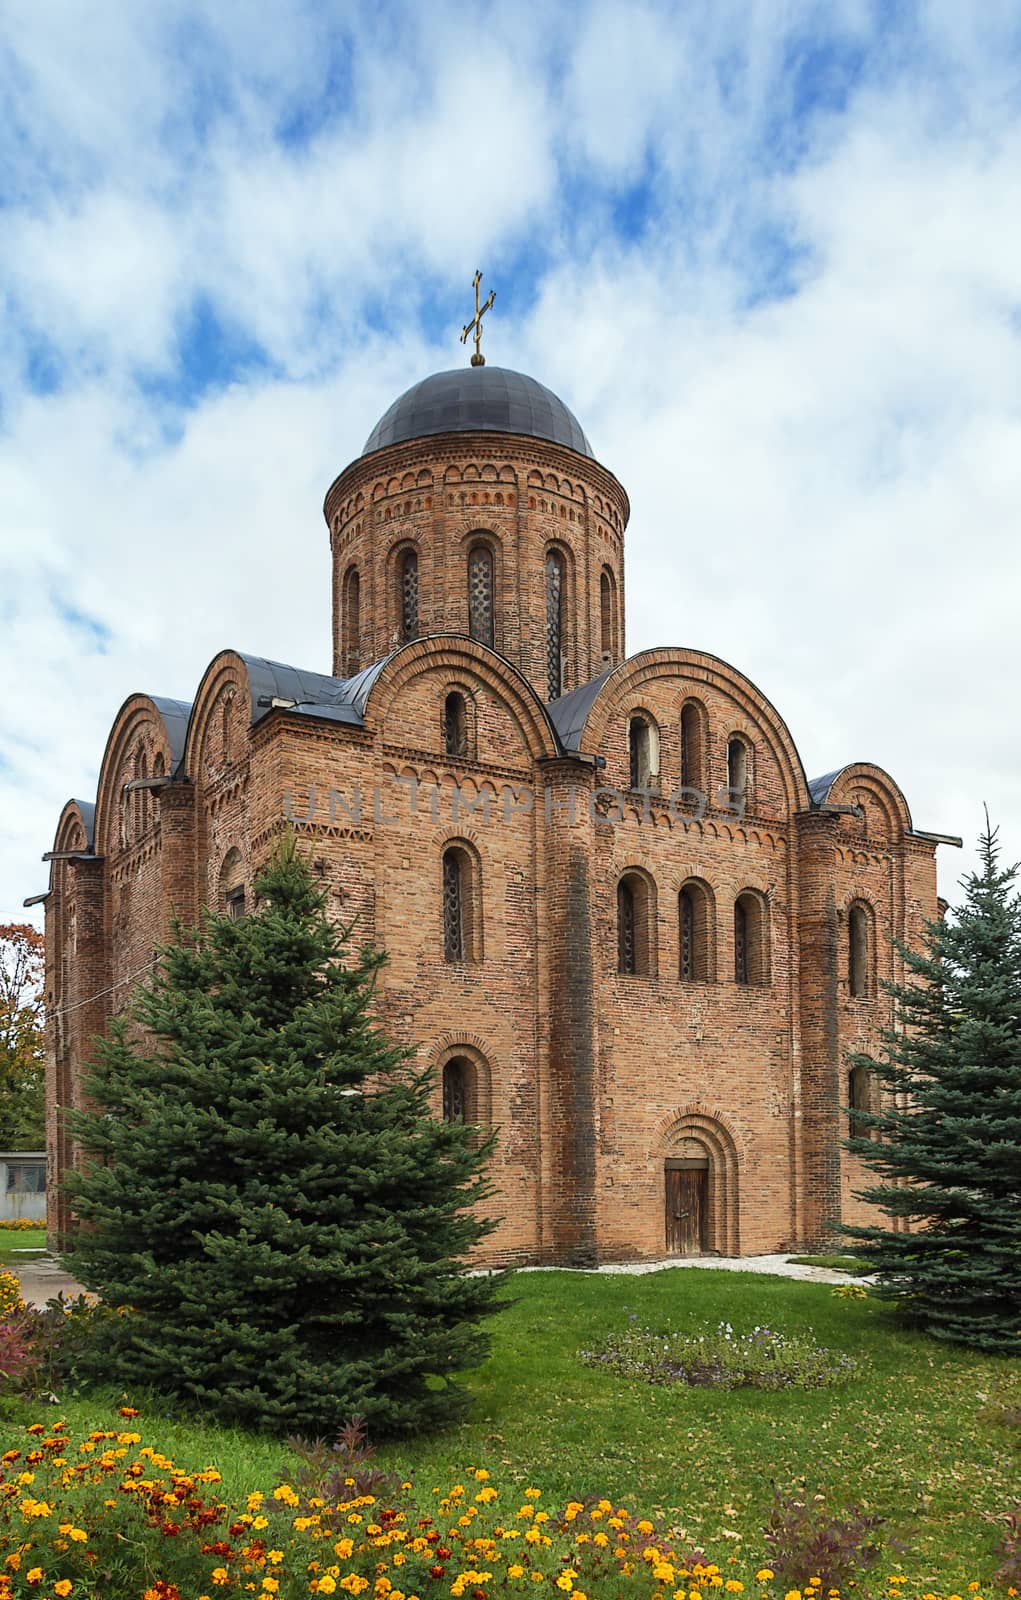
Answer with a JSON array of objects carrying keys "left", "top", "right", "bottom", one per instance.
[
  {"left": 0, "top": 1417, "right": 995, "bottom": 1600},
  {"left": 579, "top": 1320, "right": 864, "bottom": 1391}
]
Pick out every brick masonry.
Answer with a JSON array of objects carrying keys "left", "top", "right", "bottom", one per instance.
[{"left": 44, "top": 395, "right": 942, "bottom": 1263}]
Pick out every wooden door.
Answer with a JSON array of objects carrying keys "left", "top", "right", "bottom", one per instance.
[{"left": 665, "top": 1165, "right": 708, "bottom": 1255}]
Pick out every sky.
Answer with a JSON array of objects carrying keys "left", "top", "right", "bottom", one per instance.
[{"left": 2, "top": 0, "right": 1020, "bottom": 925}]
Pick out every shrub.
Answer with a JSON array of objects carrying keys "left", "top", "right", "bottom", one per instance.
[
  {"left": 580, "top": 1319, "right": 866, "bottom": 1391},
  {"left": 762, "top": 1487, "right": 885, "bottom": 1592}
]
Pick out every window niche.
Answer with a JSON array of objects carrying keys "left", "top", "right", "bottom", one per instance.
[
  {"left": 680, "top": 700, "right": 707, "bottom": 794},
  {"left": 679, "top": 880, "right": 714, "bottom": 982},
  {"left": 734, "top": 891, "right": 769, "bottom": 985},
  {"left": 467, "top": 541, "right": 495, "bottom": 647},
  {"left": 442, "top": 690, "right": 470, "bottom": 760},
  {"left": 441, "top": 844, "right": 482, "bottom": 963},
  {"left": 628, "top": 712, "right": 660, "bottom": 791},
  {"left": 342, "top": 566, "right": 361, "bottom": 675},
  {"left": 545, "top": 546, "right": 567, "bottom": 701},
  {"left": 399, "top": 548, "right": 419, "bottom": 641},
  {"left": 848, "top": 901, "right": 874, "bottom": 999},
  {"left": 617, "top": 871, "right": 655, "bottom": 977},
  {"left": 726, "top": 735, "right": 752, "bottom": 810},
  {"left": 599, "top": 566, "right": 617, "bottom": 659},
  {"left": 847, "top": 1063, "right": 873, "bottom": 1140}
]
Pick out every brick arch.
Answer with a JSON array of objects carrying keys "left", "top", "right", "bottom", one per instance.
[
  {"left": 581, "top": 648, "right": 811, "bottom": 817},
  {"left": 824, "top": 762, "right": 912, "bottom": 841},
  {"left": 94, "top": 694, "right": 177, "bottom": 857},
  {"left": 182, "top": 651, "right": 252, "bottom": 780},
  {"left": 426, "top": 1033, "right": 495, "bottom": 1127},
  {"left": 361, "top": 636, "right": 559, "bottom": 763},
  {"left": 655, "top": 1108, "right": 742, "bottom": 1256}
]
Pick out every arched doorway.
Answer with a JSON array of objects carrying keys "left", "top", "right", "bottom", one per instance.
[
  {"left": 658, "top": 1115, "right": 741, "bottom": 1256},
  {"left": 665, "top": 1156, "right": 709, "bottom": 1255}
]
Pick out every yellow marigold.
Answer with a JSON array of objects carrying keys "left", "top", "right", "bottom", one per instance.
[
  {"left": 524, "top": 1488, "right": 541, "bottom": 1500},
  {"left": 556, "top": 1576, "right": 573, "bottom": 1592},
  {"left": 756, "top": 1574, "right": 774, "bottom": 1584},
  {"left": 474, "top": 1470, "right": 490, "bottom": 1482},
  {"left": 27, "top": 1572, "right": 43, "bottom": 1587},
  {"left": 273, "top": 1484, "right": 300, "bottom": 1507},
  {"left": 262, "top": 1580, "right": 280, "bottom": 1594},
  {"left": 565, "top": 1503, "right": 585, "bottom": 1522},
  {"left": 785, "top": 1591, "right": 802, "bottom": 1600},
  {"left": 637, "top": 1521, "right": 654, "bottom": 1535},
  {"left": 726, "top": 1584, "right": 744, "bottom": 1593},
  {"left": 318, "top": 1580, "right": 338, "bottom": 1596},
  {"left": 476, "top": 1487, "right": 498, "bottom": 1504},
  {"left": 212, "top": 1569, "right": 230, "bottom": 1587},
  {"left": 335, "top": 1540, "right": 355, "bottom": 1560},
  {"left": 593, "top": 1533, "right": 608, "bottom": 1549},
  {"left": 509, "top": 1567, "right": 525, "bottom": 1579}
]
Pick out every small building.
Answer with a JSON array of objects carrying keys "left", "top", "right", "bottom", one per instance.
[{"left": 0, "top": 1152, "right": 46, "bottom": 1222}]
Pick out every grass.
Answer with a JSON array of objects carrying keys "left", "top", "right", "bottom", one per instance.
[
  {"left": 1, "top": 1268, "right": 1017, "bottom": 1585},
  {"left": 786, "top": 1253, "right": 873, "bottom": 1275},
  {"left": 0, "top": 1227, "right": 46, "bottom": 1265}
]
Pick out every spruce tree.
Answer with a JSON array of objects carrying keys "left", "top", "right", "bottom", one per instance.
[
  {"left": 844, "top": 818, "right": 1021, "bottom": 1353},
  {"left": 63, "top": 835, "right": 504, "bottom": 1436}
]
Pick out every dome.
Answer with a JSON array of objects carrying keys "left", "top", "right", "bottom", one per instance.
[{"left": 362, "top": 365, "right": 593, "bottom": 459}]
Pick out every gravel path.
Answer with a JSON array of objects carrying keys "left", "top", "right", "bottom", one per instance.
[{"left": 8, "top": 1250, "right": 866, "bottom": 1309}]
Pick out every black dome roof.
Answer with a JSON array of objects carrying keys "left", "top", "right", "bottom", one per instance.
[{"left": 362, "top": 365, "right": 593, "bottom": 458}]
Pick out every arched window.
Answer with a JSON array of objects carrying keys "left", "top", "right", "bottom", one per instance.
[
  {"left": 545, "top": 547, "right": 566, "bottom": 701},
  {"left": 680, "top": 700, "right": 706, "bottom": 794},
  {"left": 467, "top": 543, "right": 494, "bottom": 646},
  {"left": 617, "top": 871, "right": 654, "bottom": 976},
  {"left": 342, "top": 566, "right": 361, "bottom": 675},
  {"left": 399, "top": 549, "right": 419, "bottom": 641},
  {"left": 679, "top": 880, "right": 714, "bottom": 982},
  {"left": 628, "top": 713, "right": 659, "bottom": 790},
  {"left": 727, "top": 736, "right": 750, "bottom": 807},
  {"left": 442, "top": 845, "right": 481, "bottom": 962},
  {"left": 443, "top": 691, "right": 468, "bottom": 759},
  {"left": 849, "top": 902, "right": 873, "bottom": 998},
  {"left": 220, "top": 846, "right": 246, "bottom": 920},
  {"left": 443, "top": 1057, "right": 469, "bottom": 1122},
  {"left": 137, "top": 751, "right": 148, "bottom": 833},
  {"left": 599, "top": 567, "right": 615, "bottom": 658},
  {"left": 848, "top": 1063, "right": 872, "bottom": 1139},
  {"left": 734, "top": 891, "right": 769, "bottom": 985}
]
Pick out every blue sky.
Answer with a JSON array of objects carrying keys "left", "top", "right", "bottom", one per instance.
[{"left": 2, "top": 0, "right": 1021, "bottom": 920}]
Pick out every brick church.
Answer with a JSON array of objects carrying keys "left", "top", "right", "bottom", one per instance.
[{"left": 42, "top": 328, "right": 957, "bottom": 1265}]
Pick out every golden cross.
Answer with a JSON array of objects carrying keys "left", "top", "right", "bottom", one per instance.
[{"left": 460, "top": 270, "right": 495, "bottom": 366}]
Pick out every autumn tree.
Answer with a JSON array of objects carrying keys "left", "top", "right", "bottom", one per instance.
[{"left": 0, "top": 923, "right": 46, "bottom": 1149}]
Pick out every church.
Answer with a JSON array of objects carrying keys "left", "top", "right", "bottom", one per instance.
[{"left": 42, "top": 290, "right": 958, "bottom": 1265}]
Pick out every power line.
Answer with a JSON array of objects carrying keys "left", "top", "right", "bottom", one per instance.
[{"left": 47, "top": 958, "right": 158, "bottom": 1023}]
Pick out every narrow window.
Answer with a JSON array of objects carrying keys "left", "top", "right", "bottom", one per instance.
[
  {"left": 343, "top": 567, "right": 361, "bottom": 675},
  {"left": 600, "top": 568, "right": 613, "bottom": 657},
  {"left": 617, "top": 879, "right": 636, "bottom": 975},
  {"left": 679, "top": 881, "right": 715, "bottom": 981},
  {"left": 727, "top": 736, "right": 749, "bottom": 802},
  {"left": 628, "top": 715, "right": 658, "bottom": 790},
  {"left": 442, "top": 848, "right": 465, "bottom": 961},
  {"left": 680, "top": 701, "right": 705, "bottom": 793},
  {"left": 848, "top": 1064, "right": 871, "bottom": 1139},
  {"left": 226, "top": 887, "right": 246, "bottom": 921},
  {"left": 468, "top": 545, "right": 494, "bottom": 646},
  {"left": 734, "top": 891, "right": 768, "bottom": 985},
  {"left": 617, "top": 872, "right": 654, "bottom": 976},
  {"left": 849, "top": 903, "right": 870, "bottom": 997},
  {"left": 400, "top": 549, "right": 419, "bottom": 640},
  {"left": 444, "top": 691, "right": 468, "bottom": 759},
  {"left": 136, "top": 751, "right": 148, "bottom": 833},
  {"left": 734, "top": 899, "right": 748, "bottom": 985},
  {"left": 443, "top": 1058, "right": 469, "bottom": 1123},
  {"left": 545, "top": 548, "right": 566, "bottom": 700}
]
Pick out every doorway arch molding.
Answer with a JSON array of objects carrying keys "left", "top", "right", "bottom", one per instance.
[{"left": 654, "top": 1107, "right": 741, "bottom": 1257}]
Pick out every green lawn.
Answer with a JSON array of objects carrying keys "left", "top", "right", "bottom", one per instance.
[
  {"left": 2, "top": 1268, "right": 1016, "bottom": 1585},
  {"left": 0, "top": 1227, "right": 47, "bottom": 1266}
]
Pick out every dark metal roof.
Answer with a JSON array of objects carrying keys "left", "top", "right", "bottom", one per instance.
[
  {"left": 807, "top": 769, "right": 843, "bottom": 807},
  {"left": 362, "top": 366, "right": 594, "bottom": 459},
  {"left": 150, "top": 697, "right": 192, "bottom": 777},
  {"left": 545, "top": 670, "right": 614, "bottom": 752},
  {"left": 72, "top": 800, "right": 96, "bottom": 850},
  {"left": 240, "top": 653, "right": 394, "bottom": 728}
]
